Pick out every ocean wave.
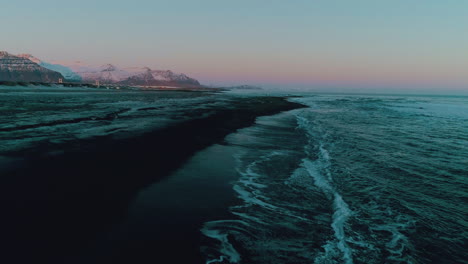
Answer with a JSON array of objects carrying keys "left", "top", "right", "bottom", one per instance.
[
  {"left": 297, "top": 112, "right": 354, "bottom": 264},
  {"left": 201, "top": 112, "right": 319, "bottom": 263},
  {"left": 202, "top": 94, "right": 468, "bottom": 263}
]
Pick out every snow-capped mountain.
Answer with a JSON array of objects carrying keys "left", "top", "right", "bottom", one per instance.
[
  {"left": 72, "top": 64, "right": 133, "bottom": 83},
  {"left": 67, "top": 63, "right": 202, "bottom": 87},
  {"left": 118, "top": 68, "right": 201, "bottom": 87},
  {"left": 17, "top": 54, "right": 82, "bottom": 82},
  {"left": 1, "top": 52, "right": 203, "bottom": 87},
  {"left": 0, "top": 51, "right": 64, "bottom": 83}
]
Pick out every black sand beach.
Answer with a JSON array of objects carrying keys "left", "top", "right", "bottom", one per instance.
[{"left": 0, "top": 92, "right": 304, "bottom": 264}]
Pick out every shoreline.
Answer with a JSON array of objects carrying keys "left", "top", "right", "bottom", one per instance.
[
  {"left": 0, "top": 81, "right": 225, "bottom": 92},
  {"left": 0, "top": 94, "right": 306, "bottom": 263}
]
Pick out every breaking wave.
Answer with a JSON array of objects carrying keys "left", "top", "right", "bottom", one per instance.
[{"left": 201, "top": 94, "right": 468, "bottom": 264}]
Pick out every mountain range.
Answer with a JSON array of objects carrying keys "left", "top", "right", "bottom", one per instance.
[
  {"left": 72, "top": 64, "right": 133, "bottom": 83},
  {"left": 0, "top": 51, "right": 202, "bottom": 87},
  {"left": 17, "top": 54, "right": 82, "bottom": 82},
  {"left": 118, "top": 67, "right": 200, "bottom": 87}
]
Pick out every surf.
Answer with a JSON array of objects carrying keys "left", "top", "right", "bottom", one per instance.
[{"left": 296, "top": 113, "right": 354, "bottom": 264}]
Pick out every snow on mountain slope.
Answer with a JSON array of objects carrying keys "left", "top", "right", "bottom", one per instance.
[
  {"left": 0, "top": 51, "right": 64, "bottom": 83},
  {"left": 17, "top": 54, "right": 82, "bottom": 82},
  {"left": 64, "top": 63, "right": 132, "bottom": 83},
  {"left": 48, "top": 61, "right": 202, "bottom": 86},
  {"left": 118, "top": 67, "right": 201, "bottom": 87}
]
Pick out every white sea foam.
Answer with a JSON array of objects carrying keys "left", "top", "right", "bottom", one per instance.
[
  {"left": 202, "top": 109, "right": 360, "bottom": 263},
  {"left": 201, "top": 151, "right": 287, "bottom": 263},
  {"left": 201, "top": 226, "right": 241, "bottom": 264},
  {"left": 370, "top": 219, "right": 414, "bottom": 261},
  {"left": 296, "top": 111, "right": 354, "bottom": 264},
  {"left": 302, "top": 156, "right": 354, "bottom": 264}
]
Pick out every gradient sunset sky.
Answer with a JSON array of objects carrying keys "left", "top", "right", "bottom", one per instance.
[{"left": 2, "top": 0, "right": 467, "bottom": 92}]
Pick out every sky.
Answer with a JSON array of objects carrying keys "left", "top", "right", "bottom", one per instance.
[{"left": 1, "top": 0, "right": 468, "bottom": 93}]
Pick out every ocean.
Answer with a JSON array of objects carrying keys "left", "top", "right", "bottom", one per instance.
[
  {"left": 201, "top": 93, "right": 468, "bottom": 264},
  {"left": 0, "top": 87, "right": 467, "bottom": 264}
]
